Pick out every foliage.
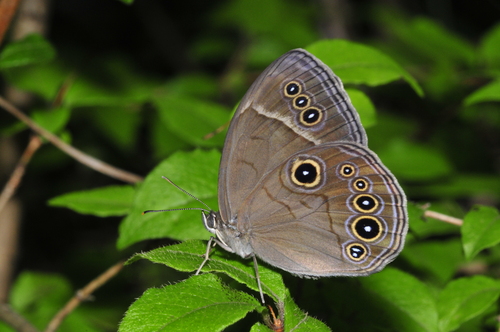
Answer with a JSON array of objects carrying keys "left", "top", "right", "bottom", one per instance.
[{"left": 1, "top": 1, "right": 499, "bottom": 331}]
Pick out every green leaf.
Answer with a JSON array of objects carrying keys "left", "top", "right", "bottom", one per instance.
[
  {"left": 411, "top": 174, "right": 500, "bottom": 199},
  {"left": 9, "top": 272, "right": 103, "bottom": 332},
  {"left": 49, "top": 185, "right": 135, "bottom": 217},
  {"left": 32, "top": 107, "right": 71, "bottom": 134},
  {"left": 402, "top": 240, "right": 463, "bottom": 285},
  {"left": 117, "top": 150, "right": 220, "bottom": 249},
  {"left": 118, "top": 274, "right": 260, "bottom": 332},
  {"left": 306, "top": 39, "right": 423, "bottom": 96},
  {"left": 401, "top": 17, "right": 475, "bottom": 66},
  {"left": 376, "top": 139, "right": 453, "bottom": 181},
  {"left": 129, "top": 242, "right": 330, "bottom": 331},
  {"left": 161, "top": 74, "right": 219, "bottom": 99},
  {"left": 65, "top": 77, "right": 139, "bottom": 107},
  {"left": 250, "top": 322, "right": 273, "bottom": 332},
  {"left": 463, "top": 79, "right": 500, "bottom": 106},
  {"left": 215, "top": 0, "right": 317, "bottom": 48},
  {"left": 480, "top": 22, "right": 500, "bottom": 73},
  {"left": 64, "top": 58, "right": 159, "bottom": 107},
  {"left": 150, "top": 115, "right": 190, "bottom": 159},
  {"left": 128, "top": 240, "right": 286, "bottom": 302},
  {"left": 87, "top": 106, "right": 141, "bottom": 151},
  {"left": 437, "top": 276, "right": 500, "bottom": 332},
  {"left": 153, "top": 94, "right": 229, "bottom": 148},
  {"left": 345, "top": 88, "right": 376, "bottom": 128},
  {"left": 0, "top": 34, "right": 56, "bottom": 69},
  {"left": 461, "top": 205, "right": 500, "bottom": 260},
  {"left": 2, "top": 62, "right": 68, "bottom": 100},
  {"left": 361, "top": 268, "right": 439, "bottom": 332},
  {"left": 375, "top": 11, "right": 475, "bottom": 67},
  {"left": 279, "top": 291, "right": 331, "bottom": 331}
]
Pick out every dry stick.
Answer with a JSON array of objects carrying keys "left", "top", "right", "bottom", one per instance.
[
  {"left": 0, "top": 303, "right": 40, "bottom": 332},
  {"left": 0, "top": 96, "right": 143, "bottom": 184},
  {"left": 0, "top": 136, "right": 42, "bottom": 213},
  {"left": 44, "top": 260, "right": 125, "bottom": 332},
  {"left": 424, "top": 210, "right": 463, "bottom": 227}
]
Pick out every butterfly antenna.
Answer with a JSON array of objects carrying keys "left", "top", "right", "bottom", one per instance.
[
  {"left": 161, "top": 176, "right": 213, "bottom": 210},
  {"left": 142, "top": 176, "right": 213, "bottom": 215},
  {"left": 143, "top": 207, "right": 208, "bottom": 214}
]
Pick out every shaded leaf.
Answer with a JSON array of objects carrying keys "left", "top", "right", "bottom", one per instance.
[
  {"left": 377, "top": 139, "right": 453, "bottom": 181},
  {"left": 215, "top": 0, "right": 317, "bottom": 49},
  {"left": 403, "top": 240, "right": 463, "bottom": 285},
  {"left": 438, "top": 276, "right": 500, "bottom": 332},
  {"left": 49, "top": 185, "right": 135, "bottom": 217},
  {"left": 2, "top": 62, "right": 68, "bottom": 100},
  {"left": 32, "top": 107, "right": 71, "bottom": 134},
  {"left": 480, "top": 22, "right": 500, "bottom": 72},
  {"left": 463, "top": 79, "right": 500, "bottom": 106},
  {"left": 88, "top": 106, "right": 141, "bottom": 151},
  {"left": 345, "top": 88, "right": 376, "bottom": 128},
  {"left": 461, "top": 205, "right": 500, "bottom": 260},
  {"left": 411, "top": 174, "right": 500, "bottom": 199},
  {"left": 0, "top": 34, "right": 56, "bottom": 69},
  {"left": 10, "top": 272, "right": 102, "bottom": 332},
  {"left": 153, "top": 94, "right": 229, "bottom": 148}
]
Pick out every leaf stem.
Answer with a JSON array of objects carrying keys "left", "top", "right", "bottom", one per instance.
[{"left": 424, "top": 210, "right": 463, "bottom": 226}]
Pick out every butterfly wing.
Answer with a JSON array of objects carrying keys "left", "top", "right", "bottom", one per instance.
[
  {"left": 219, "top": 49, "right": 367, "bottom": 223},
  {"left": 238, "top": 142, "right": 407, "bottom": 276}
]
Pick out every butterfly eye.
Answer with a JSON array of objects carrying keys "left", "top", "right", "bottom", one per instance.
[
  {"left": 284, "top": 81, "right": 301, "bottom": 97},
  {"left": 353, "top": 178, "right": 369, "bottom": 192},
  {"left": 299, "top": 107, "right": 322, "bottom": 126},
  {"left": 352, "top": 194, "right": 379, "bottom": 213},
  {"left": 351, "top": 216, "right": 383, "bottom": 242},
  {"left": 293, "top": 95, "right": 310, "bottom": 109},
  {"left": 338, "top": 163, "right": 357, "bottom": 178},
  {"left": 290, "top": 157, "right": 324, "bottom": 188},
  {"left": 345, "top": 243, "right": 368, "bottom": 262}
]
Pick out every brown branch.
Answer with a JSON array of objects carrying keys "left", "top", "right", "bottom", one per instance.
[
  {"left": 0, "top": 303, "right": 40, "bottom": 332},
  {"left": 0, "top": 136, "right": 40, "bottom": 303},
  {"left": 0, "top": 200, "right": 20, "bottom": 302},
  {"left": 424, "top": 210, "right": 463, "bottom": 226},
  {"left": 0, "top": 135, "right": 42, "bottom": 213},
  {"left": 44, "top": 260, "right": 125, "bottom": 332},
  {"left": 0, "top": 0, "right": 22, "bottom": 45},
  {"left": 0, "top": 96, "right": 144, "bottom": 184}
]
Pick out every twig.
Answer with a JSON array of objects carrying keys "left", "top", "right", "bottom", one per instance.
[
  {"left": 0, "top": 135, "right": 42, "bottom": 214},
  {"left": 44, "top": 260, "right": 125, "bottom": 332},
  {"left": 0, "top": 136, "right": 40, "bottom": 301},
  {"left": 0, "top": 303, "right": 40, "bottom": 332},
  {"left": 0, "top": 96, "right": 144, "bottom": 184},
  {"left": 0, "top": 0, "right": 22, "bottom": 45},
  {"left": 423, "top": 210, "right": 463, "bottom": 226}
]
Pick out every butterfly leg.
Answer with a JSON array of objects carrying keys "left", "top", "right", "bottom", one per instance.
[
  {"left": 253, "top": 255, "right": 266, "bottom": 304},
  {"left": 195, "top": 237, "right": 217, "bottom": 275}
]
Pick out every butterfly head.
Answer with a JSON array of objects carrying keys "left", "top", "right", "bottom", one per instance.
[{"left": 201, "top": 210, "right": 254, "bottom": 259}]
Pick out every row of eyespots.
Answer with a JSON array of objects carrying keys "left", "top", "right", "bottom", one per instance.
[
  {"left": 283, "top": 81, "right": 323, "bottom": 127},
  {"left": 337, "top": 162, "right": 386, "bottom": 263}
]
